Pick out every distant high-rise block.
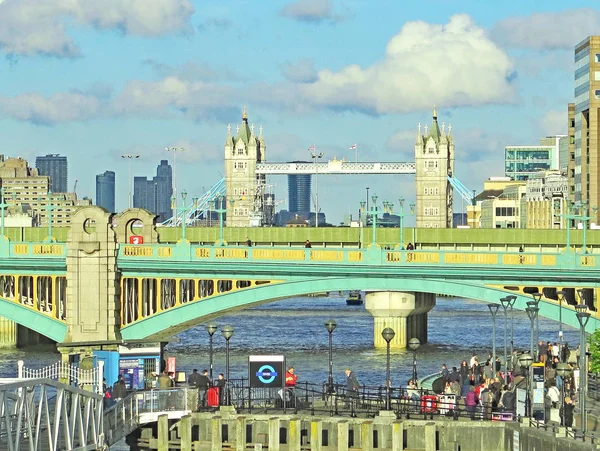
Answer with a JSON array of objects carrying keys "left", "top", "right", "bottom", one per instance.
[
  {"left": 35, "top": 154, "right": 68, "bottom": 193},
  {"left": 133, "top": 160, "right": 173, "bottom": 222},
  {"left": 96, "top": 171, "right": 115, "bottom": 212},
  {"left": 288, "top": 171, "right": 311, "bottom": 217}
]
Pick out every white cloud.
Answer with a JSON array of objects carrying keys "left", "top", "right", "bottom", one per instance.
[
  {"left": 143, "top": 60, "right": 242, "bottom": 82},
  {"left": 539, "top": 109, "right": 568, "bottom": 136},
  {"left": 0, "top": 91, "right": 102, "bottom": 125},
  {"left": 280, "top": 59, "right": 318, "bottom": 83},
  {"left": 280, "top": 0, "right": 334, "bottom": 23},
  {"left": 491, "top": 8, "right": 600, "bottom": 50},
  {"left": 0, "top": 0, "right": 194, "bottom": 58},
  {"left": 279, "top": 14, "right": 516, "bottom": 115}
]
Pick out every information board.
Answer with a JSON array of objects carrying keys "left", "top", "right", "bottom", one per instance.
[{"left": 248, "top": 355, "right": 285, "bottom": 388}]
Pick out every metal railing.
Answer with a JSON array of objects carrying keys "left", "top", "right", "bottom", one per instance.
[{"left": 18, "top": 359, "right": 104, "bottom": 394}]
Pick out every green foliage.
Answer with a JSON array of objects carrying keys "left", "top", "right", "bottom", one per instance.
[{"left": 590, "top": 329, "right": 600, "bottom": 373}]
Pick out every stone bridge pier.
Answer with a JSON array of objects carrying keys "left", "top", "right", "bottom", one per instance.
[{"left": 365, "top": 291, "right": 436, "bottom": 348}]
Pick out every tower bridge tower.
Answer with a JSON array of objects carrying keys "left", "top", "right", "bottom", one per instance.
[
  {"left": 414, "top": 107, "right": 454, "bottom": 228},
  {"left": 224, "top": 107, "right": 267, "bottom": 227}
]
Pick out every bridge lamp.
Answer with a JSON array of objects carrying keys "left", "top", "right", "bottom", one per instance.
[
  {"left": 324, "top": 319, "right": 337, "bottom": 394},
  {"left": 556, "top": 363, "right": 571, "bottom": 427},
  {"left": 487, "top": 304, "right": 499, "bottom": 379},
  {"left": 381, "top": 327, "right": 395, "bottom": 410},
  {"left": 525, "top": 304, "right": 538, "bottom": 362},
  {"left": 191, "top": 196, "right": 199, "bottom": 229},
  {"left": 531, "top": 292, "right": 542, "bottom": 348},
  {"left": 221, "top": 325, "right": 234, "bottom": 405},
  {"left": 575, "top": 304, "right": 591, "bottom": 433},
  {"left": 205, "top": 323, "right": 218, "bottom": 379},
  {"left": 370, "top": 194, "right": 378, "bottom": 246},
  {"left": 506, "top": 295, "right": 517, "bottom": 356},
  {"left": 518, "top": 352, "right": 533, "bottom": 417},
  {"left": 180, "top": 190, "right": 188, "bottom": 242},
  {"left": 409, "top": 203, "right": 416, "bottom": 246},
  {"left": 408, "top": 337, "right": 420, "bottom": 382},
  {"left": 500, "top": 296, "right": 515, "bottom": 375}
]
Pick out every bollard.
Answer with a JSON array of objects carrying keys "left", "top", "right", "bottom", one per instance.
[
  {"left": 311, "top": 419, "right": 322, "bottom": 450},
  {"left": 424, "top": 422, "right": 436, "bottom": 451},
  {"left": 180, "top": 415, "right": 192, "bottom": 450},
  {"left": 391, "top": 421, "right": 404, "bottom": 451},
  {"left": 289, "top": 419, "right": 301, "bottom": 451},
  {"left": 236, "top": 416, "right": 247, "bottom": 451},
  {"left": 337, "top": 420, "right": 349, "bottom": 451},
  {"left": 212, "top": 416, "right": 223, "bottom": 450},
  {"left": 269, "top": 417, "right": 280, "bottom": 451},
  {"left": 361, "top": 421, "right": 374, "bottom": 451},
  {"left": 157, "top": 414, "right": 169, "bottom": 451}
]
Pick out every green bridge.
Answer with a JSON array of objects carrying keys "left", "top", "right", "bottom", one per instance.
[{"left": 0, "top": 206, "right": 598, "bottom": 360}]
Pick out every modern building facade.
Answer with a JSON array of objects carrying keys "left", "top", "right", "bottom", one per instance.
[
  {"left": 288, "top": 171, "right": 311, "bottom": 218},
  {"left": 224, "top": 108, "right": 267, "bottom": 227},
  {"left": 133, "top": 160, "right": 173, "bottom": 222},
  {"left": 504, "top": 146, "right": 554, "bottom": 180},
  {"left": 572, "top": 36, "right": 600, "bottom": 223},
  {"left": 414, "top": 107, "right": 454, "bottom": 228},
  {"left": 35, "top": 154, "right": 68, "bottom": 193},
  {"left": 96, "top": 171, "right": 116, "bottom": 213},
  {"left": 479, "top": 184, "right": 526, "bottom": 229}
]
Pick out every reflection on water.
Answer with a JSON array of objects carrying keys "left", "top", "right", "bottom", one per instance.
[{"left": 0, "top": 295, "right": 586, "bottom": 388}]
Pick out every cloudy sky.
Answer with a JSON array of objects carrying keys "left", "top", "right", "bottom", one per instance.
[{"left": 0, "top": 0, "right": 597, "bottom": 224}]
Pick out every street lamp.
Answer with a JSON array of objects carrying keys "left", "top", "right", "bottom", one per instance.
[
  {"left": 364, "top": 194, "right": 380, "bottom": 247},
  {"left": 0, "top": 187, "right": 9, "bottom": 238},
  {"left": 309, "top": 147, "right": 323, "bottom": 227},
  {"left": 173, "top": 190, "right": 188, "bottom": 243},
  {"left": 525, "top": 304, "right": 539, "bottom": 362},
  {"left": 325, "top": 319, "right": 337, "bottom": 394},
  {"left": 532, "top": 292, "right": 542, "bottom": 348},
  {"left": 205, "top": 323, "right": 218, "bottom": 380},
  {"left": 557, "top": 290, "right": 566, "bottom": 356},
  {"left": 45, "top": 190, "right": 56, "bottom": 243},
  {"left": 382, "top": 327, "right": 395, "bottom": 410},
  {"left": 396, "top": 198, "right": 415, "bottom": 250},
  {"left": 575, "top": 303, "right": 591, "bottom": 433},
  {"left": 165, "top": 146, "right": 185, "bottom": 203},
  {"left": 410, "top": 202, "right": 416, "bottom": 245},
  {"left": 488, "top": 304, "right": 499, "bottom": 378},
  {"left": 121, "top": 153, "right": 140, "bottom": 209},
  {"left": 211, "top": 196, "right": 227, "bottom": 246},
  {"left": 507, "top": 295, "right": 517, "bottom": 356},
  {"left": 221, "top": 325, "right": 234, "bottom": 406},
  {"left": 556, "top": 363, "right": 571, "bottom": 427},
  {"left": 518, "top": 353, "right": 533, "bottom": 417},
  {"left": 408, "top": 338, "right": 420, "bottom": 382},
  {"left": 500, "top": 296, "right": 515, "bottom": 375}
]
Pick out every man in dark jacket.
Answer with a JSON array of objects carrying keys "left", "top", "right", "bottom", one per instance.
[
  {"left": 188, "top": 369, "right": 202, "bottom": 387},
  {"left": 196, "top": 370, "right": 211, "bottom": 407},
  {"left": 345, "top": 368, "right": 360, "bottom": 408},
  {"left": 112, "top": 375, "right": 127, "bottom": 401}
]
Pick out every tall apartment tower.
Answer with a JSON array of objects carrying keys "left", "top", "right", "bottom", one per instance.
[
  {"left": 572, "top": 36, "right": 600, "bottom": 222},
  {"left": 133, "top": 160, "right": 173, "bottom": 222},
  {"left": 414, "top": 107, "right": 454, "bottom": 228},
  {"left": 288, "top": 171, "right": 311, "bottom": 218},
  {"left": 96, "top": 171, "right": 116, "bottom": 212},
  {"left": 224, "top": 107, "right": 266, "bottom": 227},
  {"left": 35, "top": 154, "right": 68, "bottom": 192}
]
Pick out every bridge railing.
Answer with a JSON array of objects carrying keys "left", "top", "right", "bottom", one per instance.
[
  {"left": 18, "top": 359, "right": 104, "bottom": 394},
  {"left": 117, "top": 244, "right": 597, "bottom": 270},
  {"left": 4, "top": 242, "right": 66, "bottom": 258}
]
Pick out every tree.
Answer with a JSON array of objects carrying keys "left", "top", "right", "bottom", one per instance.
[{"left": 590, "top": 329, "right": 600, "bottom": 374}]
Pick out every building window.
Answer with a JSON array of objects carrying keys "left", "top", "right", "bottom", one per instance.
[
  {"left": 595, "top": 90, "right": 600, "bottom": 100},
  {"left": 435, "top": 188, "right": 439, "bottom": 195},
  {"left": 237, "top": 148, "right": 244, "bottom": 155},
  {"left": 424, "top": 188, "right": 429, "bottom": 195},
  {"left": 596, "top": 54, "right": 600, "bottom": 63}
]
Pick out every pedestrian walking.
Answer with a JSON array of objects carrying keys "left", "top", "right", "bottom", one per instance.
[
  {"left": 304, "top": 240, "right": 312, "bottom": 248},
  {"left": 344, "top": 368, "right": 360, "bottom": 407},
  {"left": 112, "top": 375, "right": 126, "bottom": 401}
]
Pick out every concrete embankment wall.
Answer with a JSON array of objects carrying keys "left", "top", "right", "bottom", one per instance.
[{"left": 128, "top": 409, "right": 598, "bottom": 451}]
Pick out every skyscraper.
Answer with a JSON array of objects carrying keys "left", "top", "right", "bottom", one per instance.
[
  {"left": 96, "top": 171, "right": 115, "bottom": 212},
  {"left": 287, "top": 170, "right": 311, "bottom": 218},
  {"left": 133, "top": 160, "right": 173, "bottom": 222},
  {"left": 571, "top": 36, "right": 600, "bottom": 221},
  {"left": 35, "top": 154, "right": 68, "bottom": 192}
]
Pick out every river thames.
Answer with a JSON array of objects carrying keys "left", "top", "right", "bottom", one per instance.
[{"left": 0, "top": 294, "right": 586, "bottom": 386}]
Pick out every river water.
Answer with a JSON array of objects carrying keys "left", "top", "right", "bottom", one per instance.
[{"left": 2, "top": 294, "right": 582, "bottom": 384}]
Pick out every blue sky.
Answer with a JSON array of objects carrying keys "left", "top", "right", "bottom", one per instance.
[{"left": 0, "top": 0, "right": 598, "bottom": 225}]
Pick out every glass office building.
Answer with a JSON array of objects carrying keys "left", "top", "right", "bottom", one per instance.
[
  {"left": 504, "top": 146, "right": 553, "bottom": 181},
  {"left": 96, "top": 171, "right": 116, "bottom": 212}
]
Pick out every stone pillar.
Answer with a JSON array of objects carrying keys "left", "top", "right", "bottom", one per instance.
[
  {"left": 365, "top": 291, "right": 435, "bottom": 348},
  {"left": 424, "top": 423, "right": 435, "bottom": 451},
  {"left": 180, "top": 415, "right": 191, "bottom": 450},
  {"left": 361, "top": 421, "right": 373, "bottom": 451},
  {"left": 158, "top": 414, "right": 169, "bottom": 451},
  {"left": 336, "top": 421, "right": 349, "bottom": 451},
  {"left": 391, "top": 421, "right": 404, "bottom": 451},
  {"left": 269, "top": 417, "right": 280, "bottom": 451},
  {"left": 211, "top": 416, "right": 223, "bottom": 450},
  {"left": 289, "top": 419, "right": 301, "bottom": 451},
  {"left": 310, "top": 419, "right": 322, "bottom": 451},
  {"left": 0, "top": 317, "right": 17, "bottom": 347}
]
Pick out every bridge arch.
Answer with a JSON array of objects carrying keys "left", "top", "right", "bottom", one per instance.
[
  {"left": 0, "top": 298, "right": 66, "bottom": 342},
  {"left": 120, "top": 277, "right": 597, "bottom": 340}
]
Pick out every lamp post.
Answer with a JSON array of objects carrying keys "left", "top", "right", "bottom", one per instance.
[
  {"left": 410, "top": 202, "right": 416, "bottom": 246},
  {"left": 519, "top": 353, "right": 533, "bottom": 417},
  {"left": 575, "top": 302, "right": 591, "bottom": 433},
  {"left": 45, "top": 190, "right": 56, "bottom": 243},
  {"left": 525, "top": 304, "right": 539, "bottom": 361},
  {"left": 121, "top": 153, "right": 140, "bottom": 209},
  {"left": 408, "top": 338, "right": 420, "bottom": 382},
  {"left": 500, "top": 296, "right": 515, "bottom": 375},
  {"left": 221, "top": 325, "right": 234, "bottom": 405},
  {"left": 211, "top": 196, "right": 227, "bottom": 246},
  {"left": 382, "top": 327, "right": 395, "bottom": 410},
  {"left": 359, "top": 201, "right": 366, "bottom": 248},
  {"left": 365, "top": 194, "right": 380, "bottom": 247},
  {"left": 325, "top": 319, "right": 336, "bottom": 394},
  {"left": 0, "top": 187, "right": 8, "bottom": 238},
  {"left": 310, "top": 147, "right": 323, "bottom": 227},
  {"left": 171, "top": 190, "right": 189, "bottom": 243},
  {"left": 488, "top": 304, "right": 499, "bottom": 377},
  {"left": 532, "top": 292, "right": 542, "bottom": 349},
  {"left": 396, "top": 198, "right": 414, "bottom": 250},
  {"left": 205, "top": 323, "right": 218, "bottom": 380},
  {"left": 556, "top": 363, "right": 571, "bottom": 426},
  {"left": 557, "top": 290, "right": 565, "bottom": 356},
  {"left": 165, "top": 146, "right": 185, "bottom": 204},
  {"left": 507, "top": 295, "right": 516, "bottom": 356}
]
